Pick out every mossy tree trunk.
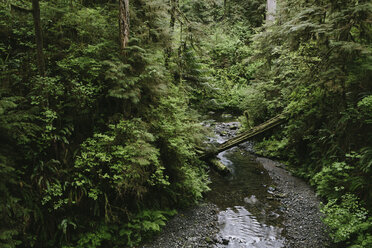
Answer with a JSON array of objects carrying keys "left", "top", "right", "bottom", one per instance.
[
  {"left": 202, "top": 114, "right": 286, "bottom": 158},
  {"left": 119, "top": 0, "right": 130, "bottom": 51},
  {"left": 32, "top": 0, "right": 45, "bottom": 76}
]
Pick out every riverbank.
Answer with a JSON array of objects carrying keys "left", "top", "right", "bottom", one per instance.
[
  {"left": 257, "top": 157, "right": 331, "bottom": 248},
  {"left": 142, "top": 158, "right": 331, "bottom": 247},
  {"left": 141, "top": 202, "right": 219, "bottom": 248},
  {"left": 142, "top": 119, "right": 331, "bottom": 248}
]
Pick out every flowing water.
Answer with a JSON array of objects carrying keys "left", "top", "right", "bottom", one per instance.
[{"left": 205, "top": 118, "right": 286, "bottom": 248}]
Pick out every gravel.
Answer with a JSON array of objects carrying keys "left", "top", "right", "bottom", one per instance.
[
  {"left": 141, "top": 202, "right": 219, "bottom": 248},
  {"left": 257, "top": 157, "right": 332, "bottom": 248},
  {"left": 142, "top": 158, "right": 331, "bottom": 248},
  {"left": 143, "top": 119, "right": 331, "bottom": 248}
]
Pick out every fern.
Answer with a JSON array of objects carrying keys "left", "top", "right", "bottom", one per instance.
[
  {"left": 119, "top": 209, "right": 177, "bottom": 246},
  {"left": 360, "top": 147, "right": 372, "bottom": 173}
]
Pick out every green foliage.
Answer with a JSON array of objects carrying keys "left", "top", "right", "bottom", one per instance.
[
  {"left": 223, "top": 0, "right": 372, "bottom": 247},
  {"left": 74, "top": 225, "right": 112, "bottom": 248},
  {"left": 150, "top": 85, "right": 210, "bottom": 204},
  {"left": 228, "top": 0, "right": 266, "bottom": 27},
  {"left": 253, "top": 136, "right": 289, "bottom": 158},
  {"left": 321, "top": 194, "right": 372, "bottom": 247},
  {"left": 0, "top": 156, "right": 24, "bottom": 248},
  {"left": 313, "top": 161, "right": 354, "bottom": 199},
  {"left": 62, "top": 209, "right": 177, "bottom": 248},
  {"left": 358, "top": 95, "right": 372, "bottom": 124},
  {"left": 0, "top": 0, "right": 210, "bottom": 247},
  {"left": 119, "top": 209, "right": 177, "bottom": 246},
  {"left": 195, "top": 23, "right": 260, "bottom": 112},
  {"left": 72, "top": 119, "right": 169, "bottom": 205},
  {"left": 360, "top": 147, "right": 372, "bottom": 174}
]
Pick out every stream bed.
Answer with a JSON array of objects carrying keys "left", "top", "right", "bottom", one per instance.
[
  {"left": 206, "top": 120, "right": 285, "bottom": 247},
  {"left": 143, "top": 116, "right": 330, "bottom": 248},
  {"left": 207, "top": 148, "right": 286, "bottom": 247}
]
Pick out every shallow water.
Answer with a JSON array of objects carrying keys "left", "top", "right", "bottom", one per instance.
[{"left": 206, "top": 120, "right": 286, "bottom": 247}]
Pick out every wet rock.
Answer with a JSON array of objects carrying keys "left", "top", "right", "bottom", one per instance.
[
  {"left": 268, "top": 212, "right": 280, "bottom": 219},
  {"left": 229, "top": 124, "right": 238, "bottom": 130},
  {"left": 221, "top": 113, "right": 233, "bottom": 119},
  {"left": 244, "top": 195, "right": 259, "bottom": 204},
  {"left": 274, "top": 193, "right": 287, "bottom": 198},
  {"left": 205, "top": 236, "right": 213, "bottom": 244},
  {"left": 222, "top": 238, "right": 229, "bottom": 245},
  {"left": 187, "top": 237, "right": 197, "bottom": 242},
  {"left": 209, "top": 158, "right": 231, "bottom": 175},
  {"left": 278, "top": 206, "right": 286, "bottom": 212},
  {"left": 257, "top": 157, "right": 331, "bottom": 248},
  {"left": 268, "top": 186, "right": 276, "bottom": 192}
]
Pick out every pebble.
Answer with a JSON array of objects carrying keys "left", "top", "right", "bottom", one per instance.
[
  {"left": 257, "top": 157, "right": 331, "bottom": 248},
  {"left": 141, "top": 202, "right": 219, "bottom": 248},
  {"left": 143, "top": 121, "right": 331, "bottom": 248}
]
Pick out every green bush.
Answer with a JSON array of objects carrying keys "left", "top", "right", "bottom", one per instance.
[
  {"left": 321, "top": 194, "right": 372, "bottom": 247},
  {"left": 313, "top": 161, "right": 353, "bottom": 199},
  {"left": 0, "top": 1, "right": 211, "bottom": 246}
]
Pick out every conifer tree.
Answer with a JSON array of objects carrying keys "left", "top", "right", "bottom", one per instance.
[{"left": 119, "top": 0, "right": 130, "bottom": 50}]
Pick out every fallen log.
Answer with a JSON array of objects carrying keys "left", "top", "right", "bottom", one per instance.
[
  {"left": 201, "top": 114, "right": 286, "bottom": 158},
  {"left": 208, "top": 158, "right": 231, "bottom": 175}
]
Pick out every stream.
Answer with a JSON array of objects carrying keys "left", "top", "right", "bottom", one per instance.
[
  {"left": 143, "top": 115, "right": 330, "bottom": 248},
  {"left": 205, "top": 119, "right": 285, "bottom": 247}
]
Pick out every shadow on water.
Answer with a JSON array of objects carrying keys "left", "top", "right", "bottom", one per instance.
[{"left": 204, "top": 118, "right": 286, "bottom": 247}]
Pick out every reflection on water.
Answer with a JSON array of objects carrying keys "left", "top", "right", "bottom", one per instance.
[
  {"left": 206, "top": 120, "right": 286, "bottom": 248},
  {"left": 215, "top": 206, "right": 284, "bottom": 248},
  {"left": 217, "top": 206, "right": 284, "bottom": 248}
]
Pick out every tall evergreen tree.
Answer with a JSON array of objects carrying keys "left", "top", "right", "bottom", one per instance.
[{"left": 119, "top": 0, "right": 130, "bottom": 50}]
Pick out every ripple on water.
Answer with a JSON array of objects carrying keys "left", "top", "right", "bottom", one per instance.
[
  {"left": 216, "top": 206, "right": 285, "bottom": 248},
  {"left": 207, "top": 119, "right": 286, "bottom": 248}
]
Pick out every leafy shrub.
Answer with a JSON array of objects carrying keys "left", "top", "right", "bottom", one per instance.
[
  {"left": 253, "top": 136, "right": 289, "bottom": 158},
  {"left": 312, "top": 161, "right": 353, "bottom": 199},
  {"left": 61, "top": 209, "right": 177, "bottom": 248},
  {"left": 321, "top": 194, "right": 372, "bottom": 247},
  {"left": 358, "top": 95, "right": 372, "bottom": 124},
  {"left": 0, "top": 1, "right": 212, "bottom": 247},
  {"left": 72, "top": 119, "right": 169, "bottom": 205},
  {"left": 150, "top": 84, "right": 210, "bottom": 205},
  {"left": 119, "top": 209, "right": 177, "bottom": 247}
]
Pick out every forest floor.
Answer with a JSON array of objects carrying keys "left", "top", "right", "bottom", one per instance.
[{"left": 142, "top": 119, "right": 331, "bottom": 248}]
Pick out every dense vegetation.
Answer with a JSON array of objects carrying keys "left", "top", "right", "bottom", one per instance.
[
  {"left": 208, "top": 0, "right": 372, "bottom": 247},
  {"left": 246, "top": 1, "right": 372, "bottom": 247},
  {"left": 0, "top": 0, "right": 211, "bottom": 247},
  {"left": 1, "top": 0, "right": 371, "bottom": 247}
]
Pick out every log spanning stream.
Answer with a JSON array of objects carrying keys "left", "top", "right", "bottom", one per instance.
[
  {"left": 204, "top": 117, "right": 286, "bottom": 247},
  {"left": 144, "top": 115, "right": 329, "bottom": 248}
]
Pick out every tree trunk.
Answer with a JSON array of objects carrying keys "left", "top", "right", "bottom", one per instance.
[
  {"left": 119, "top": 0, "right": 130, "bottom": 51},
  {"left": 201, "top": 114, "right": 286, "bottom": 158},
  {"left": 32, "top": 0, "right": 45, "bottom": 76},
  {"left": 266, "top": 0, "right": 277, "bottom": 22},
  {"left": 170, "top": 0, "right": 177, "bottom": 31},
  {"left": 223, "top": 0, "right": 227, "bottom": 18},
  {"left": 165, "top": 0, "right": 178, "bottom": 66}
]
